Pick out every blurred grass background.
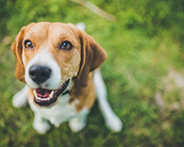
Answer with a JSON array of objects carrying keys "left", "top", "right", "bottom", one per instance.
[{"left": 0, "top": 0, "right": 184, "bottom": 146}]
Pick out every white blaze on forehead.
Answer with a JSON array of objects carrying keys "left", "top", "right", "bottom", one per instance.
[{"left": 25, "top": 50, "right": 61, "bottom": 89}]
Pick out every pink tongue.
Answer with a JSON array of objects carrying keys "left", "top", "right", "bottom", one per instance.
[{"left": 36, "top": 88, "right": 52, "bottom": 98}]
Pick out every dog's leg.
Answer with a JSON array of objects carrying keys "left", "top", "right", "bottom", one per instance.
[
  {"left": 12, "top": 85, "right": 29, "bottom": 108},
  {"left": 69, "top": 107, "right": 89, "bottom": 132},
  {"left": 93, "top": 69, "right": 122, "bottom": 132},
  {"left": 69, "top": 114, "right": 87, "bottom": 132},
  {"left": 33, "top": 113, "right": 50, "bottom": 134}
]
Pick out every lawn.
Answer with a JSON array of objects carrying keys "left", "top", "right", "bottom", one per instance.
[{"left": 0, "top": 0, "right": 184, "bottom": 146}]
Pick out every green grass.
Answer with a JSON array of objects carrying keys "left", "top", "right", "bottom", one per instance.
[{"left": 1, "top": 0, "right": 184, "bottom": 146}]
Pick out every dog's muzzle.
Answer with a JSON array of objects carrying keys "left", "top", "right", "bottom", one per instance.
[{"left": 28, "top": 65, "right": 70, "bottom": 107}]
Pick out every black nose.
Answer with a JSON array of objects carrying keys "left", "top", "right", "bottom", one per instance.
[{"left": 29, "top": 65, "right": 51, "bottom": 84}]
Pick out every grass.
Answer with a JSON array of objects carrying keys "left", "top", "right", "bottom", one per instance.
[{"left": 0, "top": 0, "right": 184, "bottom": 146}]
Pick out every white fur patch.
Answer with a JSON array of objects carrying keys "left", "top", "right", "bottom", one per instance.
[{"left": 33, "top": 113, "right": 50, "bottom": 134}]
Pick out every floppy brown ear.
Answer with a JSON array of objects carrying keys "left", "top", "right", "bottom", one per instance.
[
  {"left": 76, "top": 31, "right": 107, "bottom": 87},
  {"left": 11, "top": 23, "right": 35, "bottom": 83}
]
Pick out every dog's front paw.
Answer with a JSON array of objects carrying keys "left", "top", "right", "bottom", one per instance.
[
  {"left": 33, "top": 119, "right": 50, "bottom": 134},
  {"left": 105, "top": 115, "right": 123, "bottom": 132},
  {"left": 12, "top": 92, "right": 27, "bottom": 108},
  {"left": 69, "top": 116, "right": 86, "bottom": 132},
  {"left": 12, "top": 85, "right": 29, "bottom": 108}
]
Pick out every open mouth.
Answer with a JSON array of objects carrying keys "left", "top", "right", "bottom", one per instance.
[{"left": 33, "top": 79, "right": 70, "bottom": 107}]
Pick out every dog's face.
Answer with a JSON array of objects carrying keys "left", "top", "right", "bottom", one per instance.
[{"left": 11, "top": 22, "right": 107, "bottom": 107}]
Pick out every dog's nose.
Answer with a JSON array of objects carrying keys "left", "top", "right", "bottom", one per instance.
[{"left": 29, "top": 65, "right": 51, "bottom": 84}]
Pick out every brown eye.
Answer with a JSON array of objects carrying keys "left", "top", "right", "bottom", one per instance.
[
  {"left": 24, "top": 40, "right": 33, "bottom": 49},
  {"left": 60, "top": 41, "right": 73, "bottom": 50}
]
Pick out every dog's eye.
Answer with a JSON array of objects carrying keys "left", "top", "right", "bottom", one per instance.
[
  {"left": 24, "top": 40, "right": 33, "bottom": 49},
  {"left": 60, "top": 41, "right": 73, "bottom": 50}
]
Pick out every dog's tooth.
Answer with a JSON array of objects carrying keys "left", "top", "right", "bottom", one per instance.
[
  {"left": 33, "top": 90, "right": 40, "bottom": 99},
  {"left": 47, "top": 97, "right": 50, "bottom": 101},
  {"left": 33, "top": 90, "right": 37, "bottom": 97},
  {"left": 49, "top": 90, "right": 54, "bottom": 99}
]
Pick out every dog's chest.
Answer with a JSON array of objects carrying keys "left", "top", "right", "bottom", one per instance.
[{"left": 29, "top": 93, "right": 85, "bottom": 127}]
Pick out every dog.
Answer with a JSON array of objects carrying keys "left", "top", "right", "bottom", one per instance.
[{"left": 11, "top": 22, "right": 122, "bottom": 134}]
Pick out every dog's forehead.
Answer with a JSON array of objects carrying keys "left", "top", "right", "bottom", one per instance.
[
  {"left": 26, "top": 22, "right": 51, "bottom": 36},
  {"left": 25, "top": 22, "right": 78, "bottom": 41}
]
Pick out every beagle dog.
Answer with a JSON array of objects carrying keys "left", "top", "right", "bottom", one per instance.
[{"left": 11, "top": 22, "right": 122, "bottom": 134}]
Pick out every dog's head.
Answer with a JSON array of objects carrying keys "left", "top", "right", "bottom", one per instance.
[{"left": 11, "top": 22, "right": 107, "bottom": 107}]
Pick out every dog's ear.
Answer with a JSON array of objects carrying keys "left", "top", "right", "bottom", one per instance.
[
  {"left": 76, "top": 30, "right": 107, "bottom": 87},
  {"left": 11, "top": 23, "right": 35, "bottom": 83}
]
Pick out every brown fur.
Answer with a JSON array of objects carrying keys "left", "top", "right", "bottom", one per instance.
[{"left": 70, "top": 72, "right": 96, "bottom": 112}]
